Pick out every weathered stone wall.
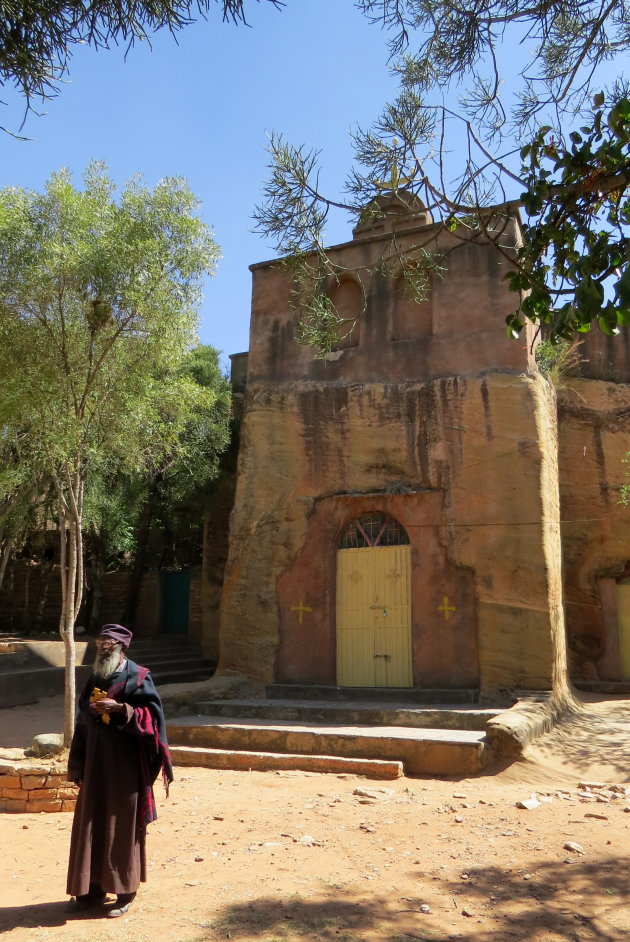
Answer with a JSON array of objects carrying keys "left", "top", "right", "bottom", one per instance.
[
  {"left": 217, "top": 207, "right": 569, "bottom": 698},
  {"left": 248, "top": 229, "right": 538, "bottom": 388},
  {"left": 576, "top": 329, "right": 630, "bottom": 383},
  {"left": 0, "top": 759, "right": 77, "bottom": 813},
  {"left": 219, "top": 373, "right": 565, "bottom": 696},
  {"left": 557, "top": 379, "right": 630, "bottom": 680}
]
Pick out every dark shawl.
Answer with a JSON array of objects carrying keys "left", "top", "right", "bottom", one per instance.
[{"left": 69, "top": 659, "right": 173, "bottom": 828}]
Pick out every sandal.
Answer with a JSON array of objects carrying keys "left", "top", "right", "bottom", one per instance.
[
  {"left": 65, "top": 891, "right": 106, "bottom": 913},
  {"left": 106, "top": 892, "right": 136, "bottom": 919}
]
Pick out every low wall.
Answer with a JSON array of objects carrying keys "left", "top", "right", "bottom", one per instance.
[{"left": 0, "top": 759, "right": 78, "bottom": 813}]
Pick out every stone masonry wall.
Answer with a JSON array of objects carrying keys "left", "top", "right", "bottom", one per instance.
[{"left": 0, "top": 759, "right": 78, "bottom": 813}]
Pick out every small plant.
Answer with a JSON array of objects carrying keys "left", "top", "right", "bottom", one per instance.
[{"left": 535, "top": 337, "right": 583, "bottom": 387}]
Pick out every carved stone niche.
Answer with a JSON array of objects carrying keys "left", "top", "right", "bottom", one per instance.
[
  {"left": 392, "top": 272, "right": 433, "bottom": 341},
  {"left": 329, "top": 276, "right": 363, "bottom": 350}
]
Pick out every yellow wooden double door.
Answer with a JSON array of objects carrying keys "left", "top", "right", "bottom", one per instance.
[{"left": 336, "top": 544, "right": 412, "bottom": 687}]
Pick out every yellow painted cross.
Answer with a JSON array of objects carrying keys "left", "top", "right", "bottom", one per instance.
[
  {"left": 438, "top": 596, "right": 456, "bottom": 620},
  {"left": 291, "top": 600, "right": 313, "bottom": 625}
]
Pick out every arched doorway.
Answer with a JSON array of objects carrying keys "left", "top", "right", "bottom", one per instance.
[{"left": 336, "top": 512, "right": 412, "bottom": 687}]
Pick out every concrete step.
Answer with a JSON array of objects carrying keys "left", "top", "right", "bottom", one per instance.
[
  {"left": 194, "top": 698, "right": 501, "bottom": 731},
  {"left": 170, "top": 745, "right": 404, "bottom": 779},
  {"left": 166, "top": 716, "right": 487, "bottom": 776},
  {"left": 266, "top": 684, "right": 479, "bottom": 704}
]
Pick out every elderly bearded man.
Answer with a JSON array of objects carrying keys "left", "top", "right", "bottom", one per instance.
[{"left": 66, "top": 624, "right": 173, "bottom": 918}]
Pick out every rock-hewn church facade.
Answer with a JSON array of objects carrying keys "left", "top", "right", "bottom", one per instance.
[{"left": 211, "top": 200, "right": 630, "bottom": 700}]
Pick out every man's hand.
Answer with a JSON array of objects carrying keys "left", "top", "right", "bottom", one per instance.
[{"left": 91, "top": 698, "right": 124, "bottom": 715}]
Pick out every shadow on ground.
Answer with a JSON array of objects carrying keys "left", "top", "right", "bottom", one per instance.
[
  {"left": 528, "top": 696, "right": 630, "bottom": 780},
  {"left": 0, "top": 900, "right": 110, "bottom": 932},
  {"left": 197, "top": 856, "right": 629, "bottom": 942}
]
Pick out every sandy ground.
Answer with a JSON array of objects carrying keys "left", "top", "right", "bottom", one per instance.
[{"left": 1, "top": 692, "right": 630, "bottom": 942}]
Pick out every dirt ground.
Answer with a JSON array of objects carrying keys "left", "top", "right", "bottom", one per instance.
[{"left": 1, "top": 692, "right": 630, "bottom": 942}]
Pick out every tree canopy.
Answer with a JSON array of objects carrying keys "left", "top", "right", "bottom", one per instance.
[
  {"left": 0, "top": 163, "right": 224, "bottom": 740},
  {"left": 0, "top": 0, "right": 283, "bottom": 117},
  {"left": 254, "top": 0, "right": 629, "bottom": 348}
]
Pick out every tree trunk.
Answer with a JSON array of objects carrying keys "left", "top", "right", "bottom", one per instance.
[
  {"left": 5, "top": 560, "right": 14, "bottom": 631},
  {"left": 86, "top": 537, "right": 106, "bottom": 633},
  {"left": 33, "top": 556, "right": 54, "bottom": 633},
  {"left": 57, "top": 473, "right": 85, "bottom": 746},
  {"left": 0, "top": 533, "right": 14, "bottom": 595},
  {"left": 123, "top": 480, "right": 159, "bottom": 627},
  {"left": 21, "top": 564, "right": 31, "bottom": 633}
]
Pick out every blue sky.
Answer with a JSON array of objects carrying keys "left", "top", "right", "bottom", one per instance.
[{"left": 0, "top": 1, "right": 399, "bottom": 369}]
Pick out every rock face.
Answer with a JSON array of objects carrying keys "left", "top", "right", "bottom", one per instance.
[
  {"left": 215, "top": 201, "right": 628, "bottom": 696},
  {"left": 557, "top": 380, "right": 630, "bottom": 680},
  {"left": 219, "top": 371, "right": 566, "bottom": 697}
]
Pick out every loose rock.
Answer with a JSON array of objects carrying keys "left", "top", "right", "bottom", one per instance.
[
  {"left": 353, "top": 787, "right": 395, "bottom": 801},
  {"left": 563, "top": 841, "right": 585, "bottom": 855},
  {"left": 30, "top": 734, "right": 64, "bottom": 758},
  {"left": 295, "top": 834, "right": 323, "bottom": 846},
  {"left": 516, "top": 796, "right": 541, "bottom": 811}
]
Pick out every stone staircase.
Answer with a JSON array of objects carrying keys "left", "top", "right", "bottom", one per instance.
[
  {"left": 0, "top": 635, "right": 214, "bottom": 707},
  {"left": 131, "top": 637, "right": 215, "bottom": 686},
  {"left": 166, "top": 690, "right": 506, "bottom": 779}
]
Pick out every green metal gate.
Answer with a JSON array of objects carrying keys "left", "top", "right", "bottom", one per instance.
[{"left": 160, "top": 569, "right": 190, "bottom": 635}]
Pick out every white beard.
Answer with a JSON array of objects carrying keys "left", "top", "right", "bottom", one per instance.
[{"left": 93, "top": 647, "right": 123, "bottom": 680}]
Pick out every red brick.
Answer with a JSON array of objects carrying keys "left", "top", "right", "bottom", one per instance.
[
  {"left": 57, "top": 787, "right": 79, "bottom": 800},
  {"left": 2, "top": 787, "right": 29, "bottom": 800},
  {"left": 4, "top": 799, "right": 27, "bottom": 812},
  {"left": 21, "top": 775, "right": 48, "bottom": 789},
  {"left": 26, "top": 798, "right": 63, "bottom": 813}
]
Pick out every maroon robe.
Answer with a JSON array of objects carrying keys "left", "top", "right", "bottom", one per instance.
[{"left": 66, "top": 660, "right": 172, "bottom": 897}]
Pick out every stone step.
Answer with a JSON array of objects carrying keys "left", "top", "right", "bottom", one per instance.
[
  {"left": 266, "top": 684, "right": 479, "bottom": 704},
  {"left": 166, "top": 716, "right": 487, "bottom": 776},
  {"left": 152, "top": 666, "right": 214, "bottom": 686},
  {"left": 170, "top": 745, "right": 404, "bottom": 779},
  {"left": 141, "top": 654, "right": 213, "bottom": 671},
  {"left": 574, "top": 681, "right": 630, "bottom": 694},
  {"left": 132, "top": 638, "right": 200, "bottom": 652},
  {"left": 0, "top": 664, "right": 93, "bottom": 707},
  {"left": 194, "top": 698, "right": 501, "bottom": 731},
  {"left": 0, "top": 646, "right": 213, "bottom": 707}
]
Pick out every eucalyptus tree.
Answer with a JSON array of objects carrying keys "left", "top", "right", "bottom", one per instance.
[
  {"left": 0, "top": 450, "right": 47, "bottom": 595},
  {"left": 254, "top": 0, "right": 629, "bottom": 349},
  {"left": 0, "top": 164, "right": 221, "bottom": 743},
  {"left": 82, "top": 343, "right": 232, "bottom": 629}
]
